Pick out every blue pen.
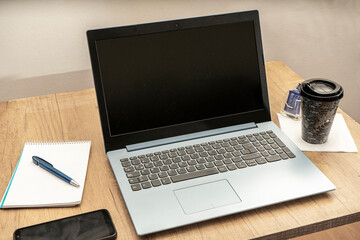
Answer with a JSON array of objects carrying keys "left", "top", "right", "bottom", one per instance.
[{"left": 32, "top": 156, "right": 80, "bottom": 187}]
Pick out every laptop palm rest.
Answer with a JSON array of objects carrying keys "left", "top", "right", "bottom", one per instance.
[{"left": 174, "top": 180, "right": 241, "bottom": 214}]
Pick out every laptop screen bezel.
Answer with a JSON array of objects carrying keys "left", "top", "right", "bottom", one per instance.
[{"left": 87, "top": 10, "right": 271, "bottom": 152}]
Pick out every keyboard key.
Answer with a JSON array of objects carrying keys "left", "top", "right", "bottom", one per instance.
[
  {"left": 248, "top": 146, "right": 257, "bottom": 153},
  {"left": 141, "top": 158, "right": 150, "bottom": 163},
  {"left": 129, "top": 178, "right": 139, "bottom": 184},
  {"left": 135, "top": 165, "right": 144, "bottom": 170},
  {"left": 154, "top": 161, "right": 163, "bottom": 166},
  {"left": 161, "top": 177, "right": 171, "bottom": 185},
  {"left": 266, "top": 155, "right": 281, "bottom": 162},
  {"left": 225, "top": 146, "right": 235, "bottom": 152},
  {"left": 245, "top": 160, "right": 257, "bottom": 166},
  {"left": 255, "top": 157, "right": 267, "bottom": 164},
  {"left": 170, "top": 163, "right": 178, "bottom": 169},
  {"left": 138, "top": 175, "right": 148, "bottom": 182},
  {"left": 227, "top": 164, "right": 237, "bottom": 171},
  {"left": 195, "top": 146, "right": 204, "bottom": 152},
  {"left": 238, "top": 139, "right": 249, "bottom": 144},
  {"left": 168, "top": 170, "right": 177, "bottom": 176},
  {"left": 188, "top": 160, "right": 197, "bottom": 165},
  {"left": 171, "top": 168, "right": 219, "bottom": 183},
  {"left": 234, "top": 145, "right": 243, "bottom": 150},
  {"left": 179, "top": 162, "right": 187, "bottom": 167},
  {"left": 182, "top": 155, "right": 191, "bottom": 161},
  {"left": 268, "top": 150, "right": 276, "bottom": 155},
  {"left": 178, "top": 150, "right": 186, "bottom": 156},
  {"left": 232, "top": 157, "right": 242, "bottom": 162},
  {"left": 269, "top": 133, "right": 277, "bottom": 138},
  {"left": 218, "top": 166, "right": 228, "bottom": 172},
  {"left": 151, "top": 179, "right": 162, "bottom": 187},
  {"left": 144, "top": 162, "right": 154, "bottom": 168},
  {"left": 263, "top": 134, "right": 270, "bottom": 139},
  {"left": 261, "top": 151, "right": 270, "bottom": 157},
  {"left": 149, "top": 174, "right": 158, "bottom": 180},
  {"left": 286, "top": 152, "right": 296, "bottom": 158},
  {"left": 213, "top": 144, "right": 221, "bottom": 149},
  {"left": 177, "top": 168, "right": 187, "bottom": 174},
  {"left": 124, "top": 166, "right": 135, "bottom": 172},
  {"left": 205, "top": 162, "right": 214, "bottom": 168},
  {"left": 196, "top": 164, "right": 206, "bottom": 170},
  {"left": 217, "top": 148, "right": 226, "bottom": 154},
  {"left": 150, "top": 167, "right": 160, "bottom": 173},
  {"left": 131, "top": 159, "right": 141, "bottom": 165},
  {"left": 215, "top": 154, "right": 224, "bottom": 160},
  {"left": 191, "top": 153, "right": 200, "bottom": 159},
  {"left": 163, "top": 159, "right": 172, "bottom": 165},
  {"left": 186, "top": 149, "right": 195, "bottom": 154},
  {"left": 270, "top": 144, "right": 279, "bottom": 149},
  {"left": 186, "top": 166, "right": 196, "bottom": 172},
  {"left": 158, "top": 172, "right": 168, "bottom": 178},
  {"left": 160, "top": 165, "right": 169, "bottom": 171},
  {"left": 233, "top": 151, "right": 241, "bottom": 157},
  {"left": 150, "top": 156, "right": 159, "bottom": 161},
  {"left": 242, "top": 153, "right": 261, "bottom": 160},
  {"left": 197, "top": 158, "right": 206, "bottom": 164},
  {"left": 169, "top": 152, "right": 177, "bottom": 158},
  {"left": 126, "top": 172, "right": 140, "bottom": 178},
  {"left": 236, "top": 162, "right": 247, "bottom": 169},
  {"left": 243, "top": 143, "right": 253, "bottom": 149},
  {"left": 214, "top": 160, "right": 224, "bottom": 166},
  {"left": 122, "top": 161, "right": 131, "bottom": 167},
  {"left": 199, "top": 152, "right": 209, "bottom": 157},
  {"left": 276, "top": 149, "right": 284, "bottom": 154},
  {"left": 131, "top": 184, "right": 141, "bottom": 191},
  {"left": 223, "top": 159, "right": 232, "bottom": 164},
  {"left": 241, "top": 149, "right": 251, "bottom": 155},
  {"left": 141, "top": 182, "right": 152, "bottom": 189},
  {"left": 274, "top": 138, "right": 286, "bottom": 148}
]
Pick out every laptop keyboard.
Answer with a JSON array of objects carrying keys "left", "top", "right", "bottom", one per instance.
[{"left": 120, "top": 130, "right": 296, "bottom": 191}]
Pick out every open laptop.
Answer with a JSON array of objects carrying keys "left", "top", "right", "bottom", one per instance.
[{"left": 87, "top": 10, "right": 335, "bottom": 235}]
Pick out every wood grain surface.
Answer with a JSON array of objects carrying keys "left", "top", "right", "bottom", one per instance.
[{"left": 0, "top": 61, "right": 359, "bottom": 239}]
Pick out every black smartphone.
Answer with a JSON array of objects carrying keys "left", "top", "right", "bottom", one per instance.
[{"left": 13, "top": 209, "right": 117, "bottom": 240}]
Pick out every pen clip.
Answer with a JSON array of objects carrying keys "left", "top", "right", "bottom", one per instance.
[{"left": 32, "top": 156, "right": 53, "bottom": 167}]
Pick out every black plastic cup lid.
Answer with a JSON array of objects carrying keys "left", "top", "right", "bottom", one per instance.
[{"left": 299, "top": 78, "right": 344, "bottom": 102}]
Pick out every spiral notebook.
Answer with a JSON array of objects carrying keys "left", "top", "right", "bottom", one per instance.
[{"left": 1, "top": 141, "right": 91, "bottom": 208}]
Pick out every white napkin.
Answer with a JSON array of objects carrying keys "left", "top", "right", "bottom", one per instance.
[{"left": 277, "top": 113, "right": 358, "bottom": 152}]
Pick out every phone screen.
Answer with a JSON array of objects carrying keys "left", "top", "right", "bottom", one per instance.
[{"left": 14, "top": 209, "right": 116, "bottom": 240}]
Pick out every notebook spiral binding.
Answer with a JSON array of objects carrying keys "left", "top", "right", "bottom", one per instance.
[{"left": 25, "top": 141, "right": 91, "bottom": 145}]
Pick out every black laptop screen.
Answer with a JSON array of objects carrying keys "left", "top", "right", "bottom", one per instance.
[{"left": 95, "top": 21, "right": 264, "bottom": 137}]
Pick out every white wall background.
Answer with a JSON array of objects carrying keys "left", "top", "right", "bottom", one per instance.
[{"left": 0, "top": 0, "right": 359, "bottom": 122}]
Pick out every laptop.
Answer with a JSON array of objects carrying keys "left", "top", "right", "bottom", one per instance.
[{"left": 87, "top": 10, "right": 335, "bottom": 235}]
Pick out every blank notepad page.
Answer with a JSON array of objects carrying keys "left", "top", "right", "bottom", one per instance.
[{"left": 1, "top": 141, "right": 91, "bottom": 208}]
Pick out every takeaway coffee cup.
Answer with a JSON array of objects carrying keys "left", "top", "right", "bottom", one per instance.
[{"left": 299, "top": 78, "right": 344, "bottom": 144}]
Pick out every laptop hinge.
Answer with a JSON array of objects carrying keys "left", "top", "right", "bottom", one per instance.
[{"left": 126, "top": 122, "right": 257, "bottom": 152}]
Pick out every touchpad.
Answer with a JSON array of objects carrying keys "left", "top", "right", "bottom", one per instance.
[{"left": 174, "top": 180, "right": 241, "bottom": 214}]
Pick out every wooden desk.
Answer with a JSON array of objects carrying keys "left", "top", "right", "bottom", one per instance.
[{"left": 1, "top": 61, "right": 359, "bottom": 239}]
